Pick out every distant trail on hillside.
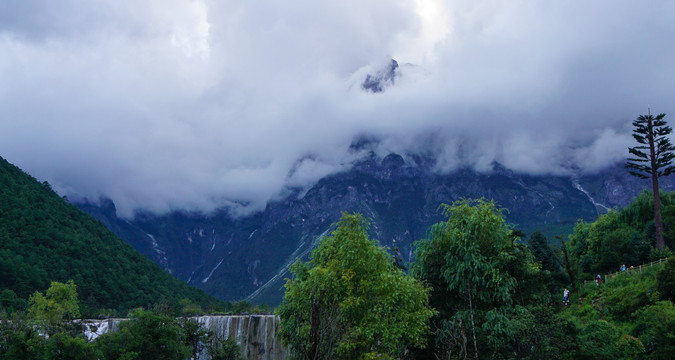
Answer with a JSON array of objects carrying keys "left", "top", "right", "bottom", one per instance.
[{"left": 586, "top": 258, "right": 668, "bottom": 286}]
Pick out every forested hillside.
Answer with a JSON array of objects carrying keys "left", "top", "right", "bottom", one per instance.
[
  {"left": 0, "top": 156, "right": 223, "bottom": 316},
  {"left": 275, "top": 197, "right": 675, "bottom": 359}
]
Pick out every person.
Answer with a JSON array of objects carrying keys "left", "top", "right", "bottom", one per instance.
[
  {"left": 596, "top": 274, "right": 602, "bottom": 285},
  {"left": 563, "top": 288, "right": 569, "bottom": 306},
  {"left": 620, "top": 264, "right": 626, "bottom": 272}
]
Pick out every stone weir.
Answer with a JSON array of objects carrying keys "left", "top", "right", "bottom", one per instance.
[
  {"left": 81, "top": 314, "right": 286, "bottom": 360},
  {"left": 196, "top": 315, "right": 286, "bottom": 360}
]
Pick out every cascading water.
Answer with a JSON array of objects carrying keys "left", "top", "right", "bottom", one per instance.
[
  {"left": 81, "top": 318, "right": 126, "bottom": 341},
  {"left": 195, "top": 315, "right": 285, "bottom": 360},
  {"left": 81, "top": 315, "right": 285, "bottom": 360}
]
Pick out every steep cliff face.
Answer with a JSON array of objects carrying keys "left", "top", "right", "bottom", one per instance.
[{"left": 76, "top": 153, "right": 674, "bottom": 305}]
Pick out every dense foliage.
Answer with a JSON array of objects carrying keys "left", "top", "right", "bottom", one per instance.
[
  {"left": 2, "top": 152, "right": 675, "bottom": 359},
  {"left": 567, "top": 191, "right": 675, "bottom": 278},
  {"left": 277, "top": 213, "right": 435, "bottom": 360},
  {"left": 0, "top": 281, "right": 245, "bottom": 360},
  {"left": 0, "top": 156, "right": 224, "bottom": 317},
  {"left": 561, "top": 261, "right": 674, "bottom": 359},
  {"left": 411, "top": 199, "right": 576, "bottom": 359}
]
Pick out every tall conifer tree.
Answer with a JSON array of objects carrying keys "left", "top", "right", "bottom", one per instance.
[{"left": 626, "top": 110, "right": 675, "bottom": 250}]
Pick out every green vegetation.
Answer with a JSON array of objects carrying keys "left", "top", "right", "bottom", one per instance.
[
  {"left": 626, "top": 111, "right": 675, "bottom": 250},
  {"left": 0, "top": 282, "right": 245, "bottom": 360},
  {"left": 539, "top": 191, "right": 675, "bottom": 360},
  {"left": 277, "top": 213, "right": 435, "bottom": 359},
  {"left": 568, "top": 191, "right": 675, "bottom": 278},
  {"left": 562, "top": 262, "right": 674, "bottom": 359},
  {"left": 0, "top": 156, "right": 224, "bottom": 317},
  {"left": 411, "top": 199, "right": 576, "bottom": 359},
  {"left": 276, "top": 195, "right": 675, "bottom": 360},
  {"left": 2, "top": 152, "right": 675, "bottom": 359}
]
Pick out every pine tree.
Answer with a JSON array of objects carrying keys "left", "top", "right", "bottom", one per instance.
[{"left": 626, "top": 110, "right": 675, "bottom": 250}]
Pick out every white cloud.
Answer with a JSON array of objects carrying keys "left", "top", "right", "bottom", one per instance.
[{"left": 0, "top": 0, "right": 674, "bottom": 217}]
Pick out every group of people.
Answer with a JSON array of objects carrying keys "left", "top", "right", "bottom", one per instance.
[
  {"left": 562, "top": 274, "right": 602, "bottom": 306},
  {"left": 563, "top": 264, "right": 633, "bottom": 305}
]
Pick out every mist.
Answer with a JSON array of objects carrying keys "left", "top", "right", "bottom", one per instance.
[{"left": 0, "top": 0, "right": 673, "bottom": 217}]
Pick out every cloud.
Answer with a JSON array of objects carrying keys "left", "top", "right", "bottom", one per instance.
[{"left": 0, "top": 0, "right": 674, "bottom": 217}]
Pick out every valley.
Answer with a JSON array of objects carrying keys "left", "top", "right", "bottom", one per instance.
[{"left": 76, "top": 153, "right": 672, "bottom": 305}]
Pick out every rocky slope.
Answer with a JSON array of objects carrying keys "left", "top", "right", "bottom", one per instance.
[{"left": 76, "top": 152, "right": 674, "bottom": 305}]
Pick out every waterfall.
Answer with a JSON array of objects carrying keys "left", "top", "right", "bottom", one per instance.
[
  {"left": 81, "top": 318, "right": 126, "bottom": 341},
  {"left": 194, "top": 315, "right": 286, "bottom": 360},
  {"left": 81, "top": 315, "right": 285, "bottom": 360}
]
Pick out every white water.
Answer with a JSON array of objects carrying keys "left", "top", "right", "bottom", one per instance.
[
  {"left": 571, "top": 178, "right": 611, "bottom": 214},
  {"left": 82, "top": 315, "right": 285, "bottom": 360},
  {"left": 202, "top": 258, "right": 225, "bottom": 283}
]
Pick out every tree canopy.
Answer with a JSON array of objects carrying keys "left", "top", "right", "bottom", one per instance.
[
  {"left": 28, "top": 280, "right": 80, "bottom": 326},
  {"left": 626, "top": 111, "right": 675, "bottom": 250},
  {"left": 411, "top": 199, "right": 557, "bottom": 359},
  {"left": 0, "top": 156, "right": 224, "bottom": 317},
  {"left": 277, "top": 213, "right": 435, "bottom": 360}
]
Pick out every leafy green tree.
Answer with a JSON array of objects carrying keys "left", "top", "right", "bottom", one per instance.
[
  {"left": 633, "top": 300, "right": 675, "bottom": 359},
  {"left": 179, "top": 318, "right": 210, "bottom": 360},
  {"left": 626, "top": 111, "right": 675, "bottom": 250},
  {"left": 657, "top": 256, "right": 675, "bottom": 302},
  {"left": 575, "top": 320, "right": 644, "bottom": 360},
  {"left": 411, "top": 199, "right": 542, "bottom": 359},
  {"left": 0, "top": 289, "right": 25, "bottom": 315},
  {"left": 95, "top": 309, "right": 191, "bottom": 360},
  {"left": 0, "top": 312, "right": 39, "bottom": 359},
  {"left": 277, "top": 213, "right": 435, "bottom": 360},
  {"left": 568, "top": 207, "right": 654, "bottom": 278},
  {"left": 39, "top": 332, "right": 101, "bottom": 360},
  {"left": 28, "top": 280, "right": 80, "bottom": 325},
  {"left": 509, "top": 304, "right": 580, "bottom": 359},
  {"left": 206, "top": 337, "right": 245, "bottom": 360},
  {"left": 529, "top": 231, "right": 562, "bottom": 274}
]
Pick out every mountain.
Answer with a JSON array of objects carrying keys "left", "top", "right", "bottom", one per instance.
[
  {"left": 75, "top": 152, "right": 675, "bottom": 306},
  {"left": 0, "top": 156, "right": 224, "bottom": 316}
]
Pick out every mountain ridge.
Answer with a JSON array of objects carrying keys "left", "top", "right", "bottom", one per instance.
[
  {"left": 75, "top": 152, "right": 673, "bottom": 305},
  {"left": 0, "top": 156, "right": 224, "bottom": 315}
]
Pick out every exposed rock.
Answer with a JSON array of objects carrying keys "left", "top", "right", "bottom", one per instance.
[{"left": 76, "top": 155, "right": 674, "bottom": 305}]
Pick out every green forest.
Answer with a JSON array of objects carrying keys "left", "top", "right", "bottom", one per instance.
[
  {"left": 0, "top": 280, "right": 244, "bottom": 359},
  {"left": 0, "top": 156, "right": 226, "bottom": 316},
  {"left": 277, "top": 196, "right": 675, "bottom": 359},
  {"left": 2, "top": 152, "right": 675, "bottom": 359}
]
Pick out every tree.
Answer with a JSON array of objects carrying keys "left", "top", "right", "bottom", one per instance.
[
  {"left": 277, "top": 213, "right": 435, "bottom": 360},
  {"left": 28, "top": 280, "right": 80, "bottom": 331},
  {"left": 411, "top": 199, "right": 542, "bottom": 359},
  {"left": 95, "top": 309, "right": 191, "bottom": 360},
  {"left": 206, "top": 337, "right": 245, "bottom": 360},
  {"left": 626, "top": 110, "right": 675, "bottom": 250},
  {"left": 179, "top": 318, "right": 209, "bottom": 360},
  {"left": 657, "top": 256, "right": 675, "bottom": 302},
  {"left": 528, "top": 231, "right": 562, "bottom": 274}
]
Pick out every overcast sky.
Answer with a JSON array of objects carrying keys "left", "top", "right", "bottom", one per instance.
[{"left": 1, "top": 0, "right": 674, "bottom": 217}]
